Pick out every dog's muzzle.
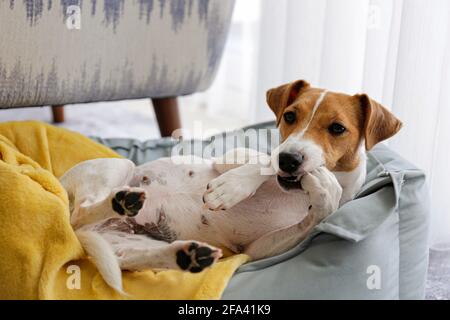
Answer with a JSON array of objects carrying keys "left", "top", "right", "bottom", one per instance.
[
  {"left": 276, "top": 175, "right": 303, "bottom": 191},
  {"left": 276, "top": 152, "right": 305, "bottom": 191},
  {"left": 278, "top": 152, "right": 304, "bottom": 174}
]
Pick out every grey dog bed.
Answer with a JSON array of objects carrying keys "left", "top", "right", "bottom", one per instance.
[{"left": 91, "top": 121, "right": 430, "bottom": 299}]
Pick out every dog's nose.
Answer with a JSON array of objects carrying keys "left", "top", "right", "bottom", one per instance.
[{"left": 278, "top": 152, "right": 304, "bottom": 174}]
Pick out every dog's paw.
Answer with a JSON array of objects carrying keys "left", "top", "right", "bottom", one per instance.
[
  {"left": 301, "top": 167, "right": 342, "bottom": 220},
  {"left": 176, "top": 241, "right": 222, "bottom": 273},
  {"left": 111, "top": 187, "right": 146, "bottom": 217},
  {"left": 203, "top": 168, "right": 263, "bottom": 211},
  {"left": 203, "top": 174, "right": 245, "bottom": 211}
]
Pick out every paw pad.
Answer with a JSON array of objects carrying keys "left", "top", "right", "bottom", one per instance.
[
  {"left": 176, "top": 242, "right": 221, "bottom": 273},
  {"left": 112, "top": 190, "right": 146, "bottom": 217}
]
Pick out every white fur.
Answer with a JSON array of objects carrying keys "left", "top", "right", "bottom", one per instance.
[
  {"left": 60, "top": 158, "right": 135, "bottom": 228},
  {"left": 333, "top": 145, "right": 367, "bottom": 205},
  {"left": 272, "top": 138, "right": 325, "bottom": 176},
  {"left": 297, "top": 90, "right": 328, "bottom": 137},
  {"left": 65, "top": 152, "right": 344, "bottom": 293},
  {"left": 75, "top": 229, "right": 126, "bottom": 296},
  {"left": 204, "top": 150, "right": 273, "bottom": 210}
]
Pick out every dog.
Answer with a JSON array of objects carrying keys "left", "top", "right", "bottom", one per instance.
[{"left": 61, "top": 80, "right": 402, "bottom": 293}]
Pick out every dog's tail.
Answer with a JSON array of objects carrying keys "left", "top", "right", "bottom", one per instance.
[{"left": 75, "top": 229, "right": 126, "bottom": 296}]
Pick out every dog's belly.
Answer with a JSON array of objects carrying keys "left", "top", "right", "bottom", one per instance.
[
  {"left": 130, "top": 158, "right": 310, "bottom": 253},
  {"left": 203, "top": 180, "right": 310, "bottom": 252}
]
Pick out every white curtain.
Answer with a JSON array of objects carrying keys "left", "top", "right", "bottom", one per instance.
[
  {"left": 247, "top": 0, "right": 450, "bottom": 247},
  {"left": 200, "top": 0, "right": 449, "bottom": 246}
]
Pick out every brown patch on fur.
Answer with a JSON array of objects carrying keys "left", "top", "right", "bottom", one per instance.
[
  {"left": 357, "top": 94, "right": 403, "bottom": 150},
  {"left": 201, "top": 214, "right": 209, "bottom": 225},
  {"left": 142, "top": 171, "right": 167, "bottom": 185},
  {"left": 140, "top": 207, "right": 177, "bottom": 242},
  {"left": 142, "top": 175, "right": 151, "bottom": 185},
  {"left": 233, "top": 243, "right": 245, "bottom": 253},
  {"left": 266, "top": 80, "right": 311, "bottom": 125},
  {"left": 302, "top": 92, "right": 365, "bottom": 172},
  {"left": 94, "top": 208, "right": 177, "bottom": 243},
  {"left": 95, "top": 218, "right": 135, "bottom": 233}
]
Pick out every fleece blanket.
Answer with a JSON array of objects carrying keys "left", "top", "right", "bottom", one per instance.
[{"left": 0, "top": 121, "right": 248, "bottom": 300}]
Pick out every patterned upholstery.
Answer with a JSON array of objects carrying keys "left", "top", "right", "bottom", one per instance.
[{"left": 0, "top": 0, "right": 235, "bottom": 108}]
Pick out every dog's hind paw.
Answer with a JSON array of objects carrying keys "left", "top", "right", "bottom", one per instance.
[
  {"left": 176, "top": 241, "right": 222, "bottom": 273},
  {"left": 112, "top": 187, "right": 146, "bottom": 217}
]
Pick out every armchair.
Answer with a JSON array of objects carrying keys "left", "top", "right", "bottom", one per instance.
[{"left": 0, "top": 0, "right": 235, "bottom": 136}]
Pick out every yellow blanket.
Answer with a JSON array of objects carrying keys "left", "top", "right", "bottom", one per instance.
[{"left": 0, "top": 121, "right": 248, "bottom": 300}]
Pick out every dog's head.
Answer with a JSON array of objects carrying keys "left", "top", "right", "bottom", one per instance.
[{"left": 267, "top": 79, "right": 402, "bottom": 192}]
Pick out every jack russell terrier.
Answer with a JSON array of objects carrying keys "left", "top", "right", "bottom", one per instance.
[{"left": 61, "top": 80, "right": 402, "bottom": 293}]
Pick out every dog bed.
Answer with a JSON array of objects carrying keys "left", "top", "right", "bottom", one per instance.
[
  {"left": 93, "top": 121, "right": 431, "bottom": 299},
  {"left": 0, "top": 120, "right": 430, "bottom": 299}
]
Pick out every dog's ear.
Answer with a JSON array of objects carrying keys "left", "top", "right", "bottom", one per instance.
[
  {"left": 356, "top": 94, "right": 403, "bottom": 150},
  {"left": 266, "top": 80, "right": 310, "bottom": 125}
]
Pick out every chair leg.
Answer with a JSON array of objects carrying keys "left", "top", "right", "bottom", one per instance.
[
  {"left": 51, "top": 105, "right": 65, "bottom": 123},
  {"left": 151, "top": 97, "right": 181, "bottom": 137}
]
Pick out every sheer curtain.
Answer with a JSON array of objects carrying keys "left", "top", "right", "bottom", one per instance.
[{"left": 249, "top": 0, "right": 450, "bottom": 247}]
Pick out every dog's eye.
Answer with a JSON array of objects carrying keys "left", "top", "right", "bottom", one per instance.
[
  {"left": 283, "top": 111, "right": 296, "bottom": 124},
  {"left": 328, "top": 123, "right": 346, "bottom": 135}
]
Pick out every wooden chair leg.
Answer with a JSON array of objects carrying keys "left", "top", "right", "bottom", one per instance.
[
  {"left": 51, "top": 105, "right": 65, "bottom": 123},
  {"left": 151, "top": 97, "right": 181, "bottom": 137}
]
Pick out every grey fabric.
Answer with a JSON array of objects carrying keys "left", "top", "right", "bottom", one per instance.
[
  {"left": 92, "top": 121, "right": 430, "bottom": 300},
  {"left": 0, "top": 0, "right": 235, "bottom": 108}
]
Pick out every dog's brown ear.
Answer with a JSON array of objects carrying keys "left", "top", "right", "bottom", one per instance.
[
  {"left": 266, "top": 80, "right": 310, "bottom": 125},
  {"left": 357, "top": 94, "right": 403, "bottom": 150}
]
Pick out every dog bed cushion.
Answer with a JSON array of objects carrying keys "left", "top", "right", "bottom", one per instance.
[
  {"left": 0, "top": 121, "right": 248, "bottom": 300},
  {"left": 93, "top": 121, "right": 431, "bottom": 299}
]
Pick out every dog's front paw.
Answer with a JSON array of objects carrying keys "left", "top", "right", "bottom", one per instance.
[
  {"left": 203, "top": 168, "right": 262, "bottom": 211},
  {"left": 176, "top": 241, "right": 222, "bottom": 273},
  {"left": 301, "top": 167, "right": 342, "bottom": 220},
  {"left": 111, "top": 187, "right": 146, "bottom": 217}
]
